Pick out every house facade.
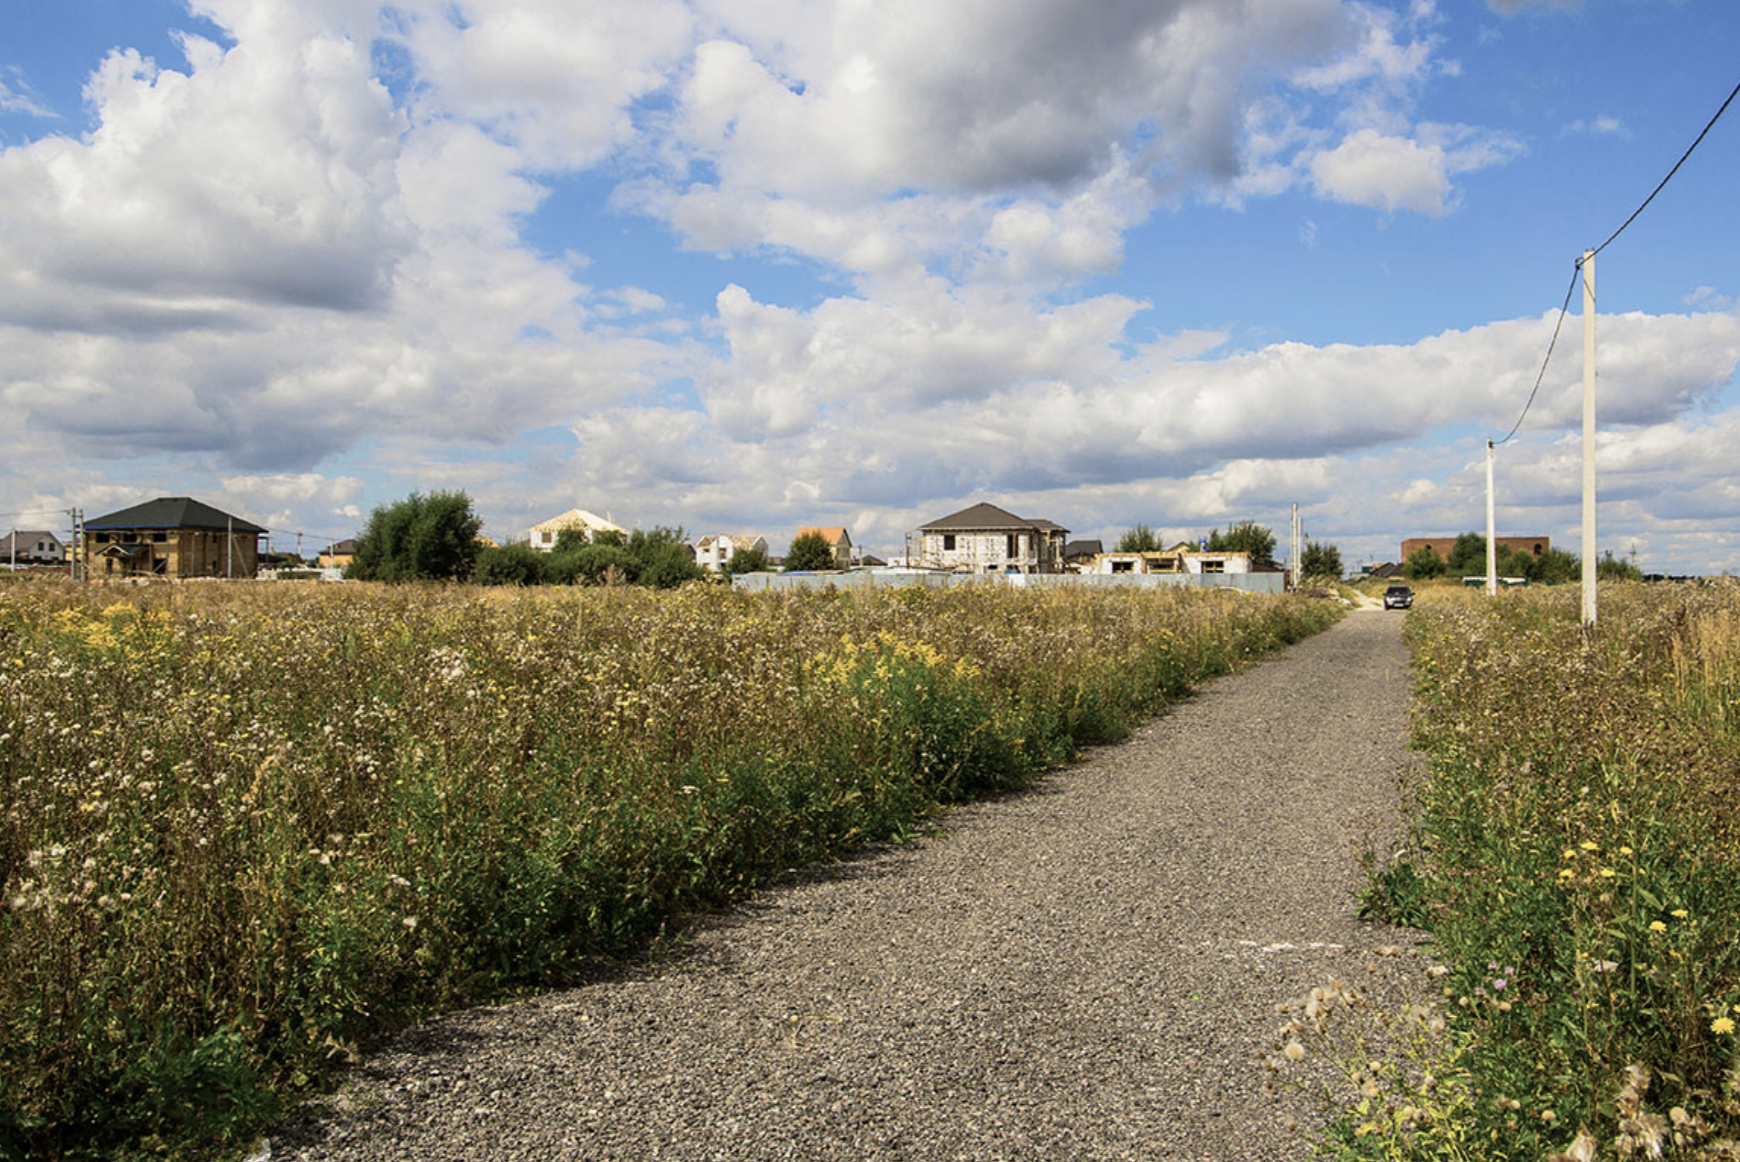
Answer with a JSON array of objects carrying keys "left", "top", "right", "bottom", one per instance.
[
  {"left": 1, "top": 530, "right": 66, "bottom": 565},
  {"left": 82, "top": 497, "right": 266, "bottom": 580},
  {"left": 909, "top": 503, "right": 1068, "bottom": 574},
  {"left": 528, "top": 508, "right": 625, "bottom": 552},
  {"left": 794, "top": 526, "right": 853, "bottom": 568},
  {"left": 317, "top": 538, "right": 358, "bottom": 569},
  {"left": 695, "top": 533, "right": 769, "bottom": 572},
  {"left": 1087, "top": 547, "right": 1250, "bottom": 575}
]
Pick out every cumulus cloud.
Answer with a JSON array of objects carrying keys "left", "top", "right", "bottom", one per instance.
[{"left": 1307, "top": 122, "right": 1521, "bottom": 214}]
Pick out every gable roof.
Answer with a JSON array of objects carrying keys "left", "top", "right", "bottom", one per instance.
[
  {"left": 529, "top": 508, "right": 624, "bottom": 534},
  {"left": 796, "top": 526, "right": 849, "bottom": 546},
  {"left": 85, "top": 497, "right": 265, "bottom": 534},
  {"left": 0, "top": 530, "right": 60, "bottom": 550},
  {"left": 919, "top": 502, "right": 1062, "bottom": 532},
  {"left": 1063, "top": 539, "right": 1103, "bottom": 558}
]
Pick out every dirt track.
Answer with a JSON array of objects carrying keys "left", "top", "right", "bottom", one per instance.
[{"left": 275, "top": 607, "right": 1420, "bottom": 1161}]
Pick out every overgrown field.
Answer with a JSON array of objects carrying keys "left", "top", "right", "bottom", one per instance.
[
  {"left": 0, "top": 580, "right": 1337, "bottom": 1160},
  {"left": 1356, "top": 585, "right": 1740, "bottom": 1160}
]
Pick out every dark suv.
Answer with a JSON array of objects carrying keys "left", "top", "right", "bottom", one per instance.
[{"left": 1383, "top": 584, "right": 1414, "bottom": 610}]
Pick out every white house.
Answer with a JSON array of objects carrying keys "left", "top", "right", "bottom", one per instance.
[
  {"left": 528, "top": 508, "right": 625, "bottom": 552},
  {"left": 908, "top": 503, "right": 1068, "bottom": 574},
  {"left": 1, "top": 529, "right": 66, "bottom": 565},
  {"left": 695, "top": 533, "right": 769, "bottom": 572}
]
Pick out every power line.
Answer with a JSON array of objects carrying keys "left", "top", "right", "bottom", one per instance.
[
  {"left": 1492, "top": 74, "right": 1740, "bottom": 444},
  {"left": 1591, "top": 76, "right": 1740, "bottom": 260},
  {"left": 1494, "top": 265, "right": 1580, "bottom": 446}
]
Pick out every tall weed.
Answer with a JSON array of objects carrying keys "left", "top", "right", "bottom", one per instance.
[
  {"left": 0, "top": 580, "right": 1337, "bottom": 1159},
  {"left": 1371, "top": 584, "right": 1740, "bottom": 1160}
]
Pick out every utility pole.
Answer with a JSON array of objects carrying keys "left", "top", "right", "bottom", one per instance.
[
  {"left": 1290, "top": 503, "right": 1300, "bottom": 589},
  {"left": 1485, "top": 439, "right": 1497, "bottom": 597},
  {"left": 1581, "top": 250, "right": 1597, "bottom": 627}
]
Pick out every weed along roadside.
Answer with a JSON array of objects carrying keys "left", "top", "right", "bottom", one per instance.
[
  {"left": 0, "top": 580, "right": 1340, "bottom": 1160},
  {"left": 1338, "top": 584, "right": 1740, "bottom": 1159}
]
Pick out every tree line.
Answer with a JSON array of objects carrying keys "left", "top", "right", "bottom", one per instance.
[
  {"left": 1402, "top": 532, "right": 1642, "bottom": 583},
  {"left": 342, "top": 492, "right": 841, "bottom": 586}
]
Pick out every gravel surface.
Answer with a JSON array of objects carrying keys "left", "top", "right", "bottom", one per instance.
[{"left": 273, "top": 608, "right": 1424, "bottom": 1162}]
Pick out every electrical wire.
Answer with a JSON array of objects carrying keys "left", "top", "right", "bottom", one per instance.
[
  {"left": 1493, "top": 265, "right": 1581, "bottom": 446},
  {"left": 1591, "top": 76, "right": 1740, "bottom": 260},
  {"left": 1492, "top": 74, "right": 1740, "bottom": 445}
]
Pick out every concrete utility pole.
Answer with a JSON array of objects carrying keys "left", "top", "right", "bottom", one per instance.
[
  {"left": 1485, "top": 439, "right": 1497, "bottom": 597},
  {"left": 1290, "top": 503, "right": 1301, "bottom": 589},
  {"left": 1581, "top": 250, "right": 1597, "bottom": 627}
]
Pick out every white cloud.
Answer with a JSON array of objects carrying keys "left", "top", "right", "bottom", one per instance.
[
  {"left": 0, "top": 67, "right": 56, "bottom": 118},
  {"left": 1563, "top": 115, "right": 1627, "bottom": 137},
  {"left": 1306, "top": 123, "right": 1520, "bottom": 214}
]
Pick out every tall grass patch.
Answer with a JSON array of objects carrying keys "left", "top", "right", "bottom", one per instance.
[
  {"left": 1388, "top": 584, "right": 1740, "bottom": 1159},
  {"left": 1, "top": 580, "right": 1337, "bottom": 1159}
]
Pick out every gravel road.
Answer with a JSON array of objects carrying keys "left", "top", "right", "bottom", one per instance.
[{"left": 274, "top": 607, "right": 1422, "bottom": 1162}]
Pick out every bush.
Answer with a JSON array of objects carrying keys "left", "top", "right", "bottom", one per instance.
[
  {"left": 473, "top": 544, "right": 546, "bottom": 586},
  {"left": 346, "top": 492, "right": 482, "bottom": 582}
]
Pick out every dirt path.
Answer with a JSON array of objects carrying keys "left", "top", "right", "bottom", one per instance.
[{"left": 275, "top": 608, "right": 1420, "bottom": 1162}]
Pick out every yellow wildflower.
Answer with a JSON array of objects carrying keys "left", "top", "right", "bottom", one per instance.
[{"left": 1712, "top": 1017, "right": 1735, "bottom": 1035}]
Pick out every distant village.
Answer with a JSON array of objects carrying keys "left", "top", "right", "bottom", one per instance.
[{"left": 4, "top": 495, "right": 1288, "bottom": 583}]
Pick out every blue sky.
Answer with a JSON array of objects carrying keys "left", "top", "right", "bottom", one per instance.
[{"left": 2, "top": 0, "right": 1738, "bottom": 572}]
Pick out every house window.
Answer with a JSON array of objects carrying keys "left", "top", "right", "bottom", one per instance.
[
  {"left": 1006, "top": 534, "right": 1017, "bottom": 558},
  {"left": 1112, "top": 560, "right": 1134, "bottom": 573},
  {"left": 943, "top": 534, "right": 956, "bottom": 551},
  {"left": 152, "top": 532, "right": 167, "bottom": 543},
  {"left": 1203, "top": 559, "right": 1225, "bottom": 573},
  {"left": 1533, "top": 543, "right": 1543, "bottom": 555},
  {"left": 95, "top": 533, "right": 110, "bottom": 543}
]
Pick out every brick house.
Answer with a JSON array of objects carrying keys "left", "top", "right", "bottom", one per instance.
[{"left": 82, "top": 497, "right": 266, "bottom": 580}]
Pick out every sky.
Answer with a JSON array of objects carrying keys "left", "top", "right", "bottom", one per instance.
[{"left": 2, "top": 0, "right": 1738, "bottom": 573}]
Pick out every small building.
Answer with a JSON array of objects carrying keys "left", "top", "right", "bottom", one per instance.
[
  {"left": 908, "top": 503, "right": 1069, "bottom": 574},
  {"left": 1087, "top": 547, "right": 1249, "bottom": 575},
  {"left": 695, "top": 533, "right": 770, "bottom": 572},
  {"left": 317, "top": 538, "right": 359, "bottom": 569},
  {"left": 1063, "top": 539, "right": 1103, "bottom": 572},
  {"left": 1, "top": 529, "right": 66, "bottom": 565},
  {"left": 794, "top": 526, "right": 853, "bottom": 568},
  {"left": 82, "top": 497, "right": 266, "bottom": 581},
  {"left": 529, "top": 508, "right": 626, "bottom": 552}
]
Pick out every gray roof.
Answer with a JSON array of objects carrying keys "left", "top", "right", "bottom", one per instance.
[
  {"left": 917, "top": 502, "right": 1066, "bottom": 533},
  {"left": 85, "top": 497, "right": 266, "bottom": 534}
]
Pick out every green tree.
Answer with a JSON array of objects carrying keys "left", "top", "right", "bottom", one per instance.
[
  {"left": 347, "top": 491, "right": 483, "bottom": 582},
  {"left": 1445, "top": 532, "right": 1488, "bottom": 576},
  {"left": 1206, "top": 520, "right": 1277, "bottom": 567},
  {"left": 473, "top": 543, "right": 546, "bottom": 586},
  {"left": 783, "top": 530, "right": 835, "bottom": 572},
  {"left": 626, "top": 526, "right": 706, "bottom": 588},
  {"left": 722, "top": 545, "right": 771, "bottom": 575},
  {"left": 1301, "top": 540, "right": 1343, "bottom": 580},
  {"left": 1404, "top": 545, "right": 1446, "bottom": 580},
  {"left": 1597, "top": 549, "right": 1644, "bottom": 582},
  {"left": 1511, "top": 546, "right": 1579, "bottom": 584},
  {"left": 1116, "top": 524, "right": 1161, "bottom": 552}
]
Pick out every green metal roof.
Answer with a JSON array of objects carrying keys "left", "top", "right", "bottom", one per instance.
[{"left": 84, "top": 497, "right": 266, "bottom": 534}]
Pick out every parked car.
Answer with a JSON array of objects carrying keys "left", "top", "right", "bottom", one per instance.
[{"left": 1383, "top": 584, "right": 1414, "bottom": 610}]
